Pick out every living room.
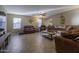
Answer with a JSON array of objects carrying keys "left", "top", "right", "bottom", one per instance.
[{"left": 1, "top": 5, "right": 79, "bottom": 53}]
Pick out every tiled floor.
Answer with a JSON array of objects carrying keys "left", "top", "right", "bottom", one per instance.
[{"left": 6, "top": 32, "right": 56, "bottom": 53}]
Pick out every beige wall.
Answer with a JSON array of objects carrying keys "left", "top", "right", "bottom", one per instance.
[
  {"left": 43, "top": 14, "right": 62, "bottom": 26},
  {"left": 62, "top": 8, "right": 79, "bottom": 25},
  {"left": 7, "top": 8, "right": 79, "bottom": 32},
  {"left": 7, "top": 14, "right": 41, "bottom": 32},
  {"left": 7, "top": 14, "right": 32, "bottom": 32},
  {"left": 44, "top": 8, "right": 79, "bottom": 26}
]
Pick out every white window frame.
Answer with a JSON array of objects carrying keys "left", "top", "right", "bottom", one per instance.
[{"left": 13, "top": 17, "right": 21, "bottom": 29}]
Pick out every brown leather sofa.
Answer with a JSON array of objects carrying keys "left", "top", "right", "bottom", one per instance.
[
  {"left": 55, "top": 28, "right": 79, "bottom": 53},
  {"left": 55, "top": 36, "right": 79, "bottom": 53},
  {"left": 23, "top": 25, "right": 38, "bottom": 34},
  {"left": 47, "top": 25, "right": 73, "bottom": 32}
]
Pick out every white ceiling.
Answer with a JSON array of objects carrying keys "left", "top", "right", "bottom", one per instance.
[{"left": 3, "top": 5, "right": 79, "bottom": 16}]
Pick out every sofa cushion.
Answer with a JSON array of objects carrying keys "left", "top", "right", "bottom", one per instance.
[
  {"left": 74, "top": 36, "right": 79, "bottom": 41},
  {"left": 61, "top": 32, "right": 78, "bottom": 39},
  {"left": 23, "top": 25, "right": 38, "bottom": 34},
  {"left": 61, "top": 28, "right": 79, "bottom": 39},
  {"left": 65, "top": 25, "right": 73, "bottom": 31}
]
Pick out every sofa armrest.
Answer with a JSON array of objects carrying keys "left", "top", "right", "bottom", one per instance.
[{"left": 55, "top": 36, "right": 79, "bottom": 53}]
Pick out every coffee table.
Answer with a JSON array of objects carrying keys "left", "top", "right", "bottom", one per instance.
[{"left": 41, "top": 31, "right": 56, "bottom": 40}]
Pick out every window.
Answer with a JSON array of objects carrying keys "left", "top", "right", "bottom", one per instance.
[
  {"left": 13, "top": 18, "right": 21, "bottom": 29},
  {"left": 37, "top": 18, "right": 42, "bottom": 28},
  {"left": 0, "top": 16, "right": 6, "bottom": 29}
]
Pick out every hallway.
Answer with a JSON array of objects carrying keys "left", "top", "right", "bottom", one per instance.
[{"left": 6, "top": 33, "right": 56, "bottom": 53}]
